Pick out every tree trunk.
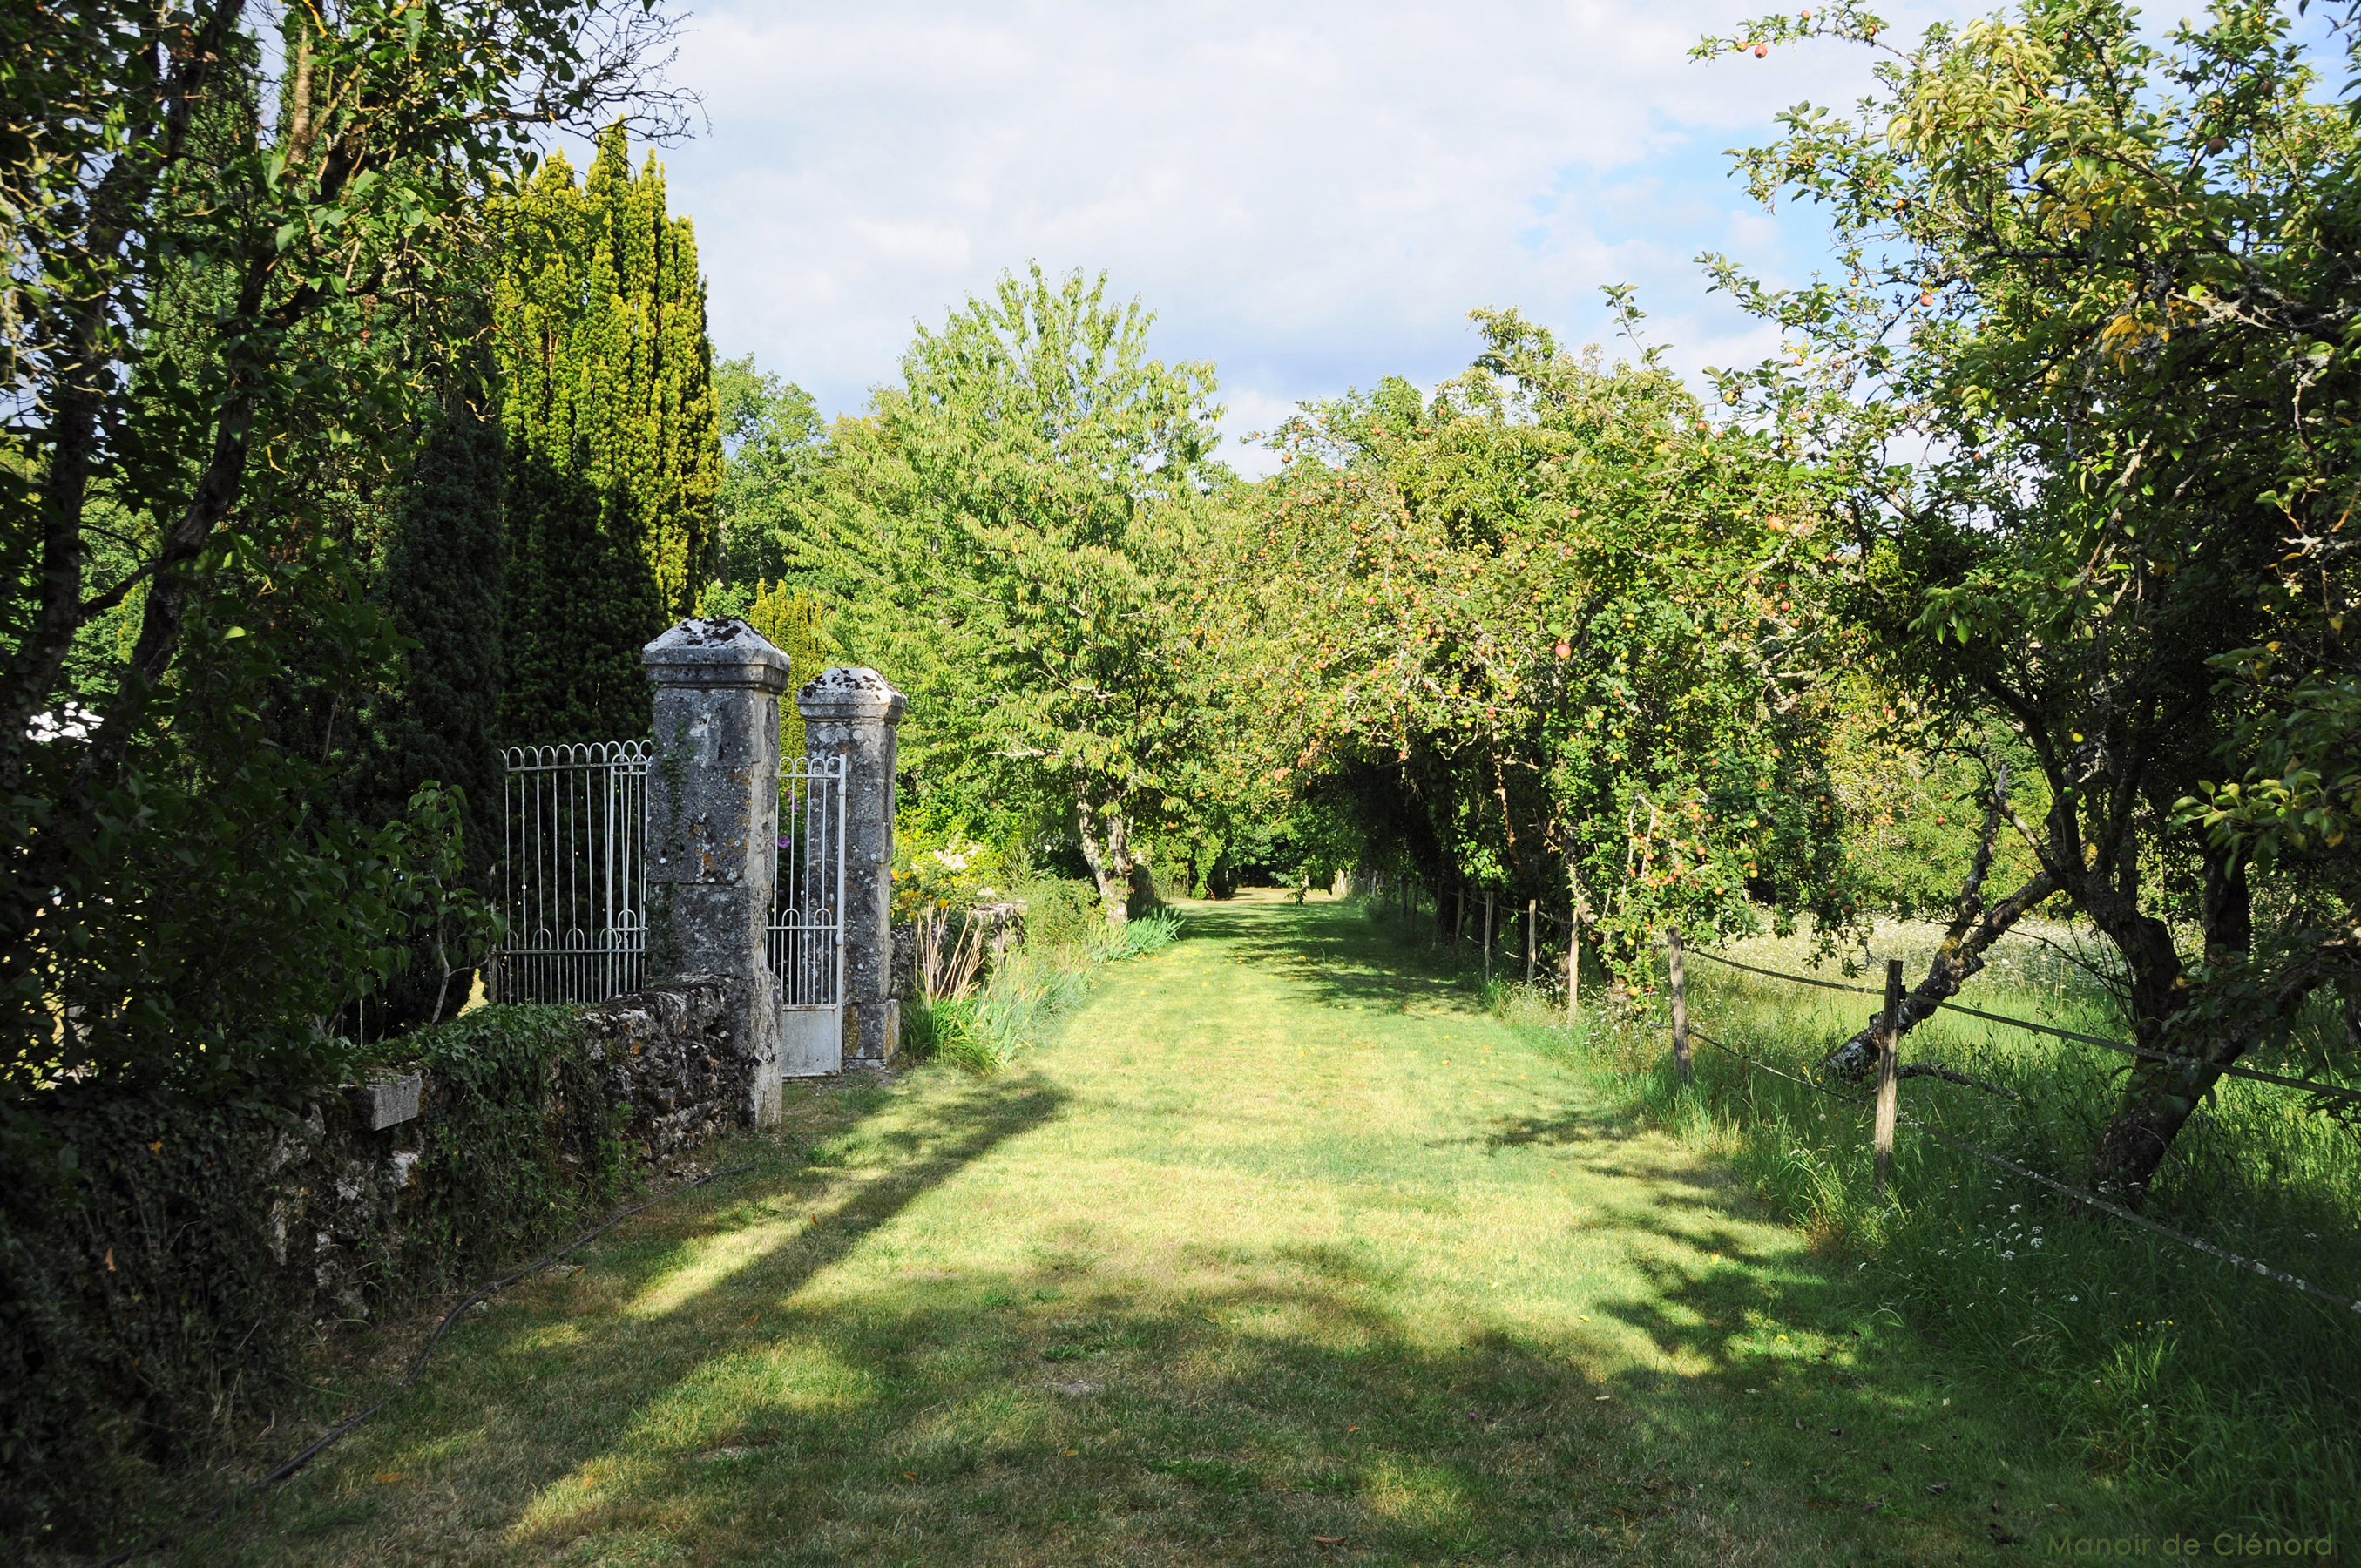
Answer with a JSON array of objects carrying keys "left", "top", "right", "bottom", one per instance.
[
  {"left": 2086, "top": 845, "right": 2250, "bottom": 1200},
  {"left": 1074, "top": 785, "right": 1132, "bottom": 930}
]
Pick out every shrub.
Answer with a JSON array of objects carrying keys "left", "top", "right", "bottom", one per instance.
[
  {"left": 0, "top": 1085, "right": 302, "bottom": 1549},
  {"left": 1011, "top": 877, "right": 1107, "bottom": 955},
  {"left": 1112, "top": 909, "right": 1185, "bottom": 960},
  {"left": 0, "top": 1003, "right": 632, "bottom": 1551},
  {"left": 383, "top": 1004, "right": 636, "bottom": 1294}
]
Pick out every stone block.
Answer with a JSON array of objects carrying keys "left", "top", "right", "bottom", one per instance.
[{"left": 348, "top": 1072, "right": 422, "bottom": 1131}]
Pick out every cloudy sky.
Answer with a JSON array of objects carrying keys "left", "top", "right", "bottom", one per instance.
[{"left": 644, "top": 0, "right": 1963, "bottom": 474}]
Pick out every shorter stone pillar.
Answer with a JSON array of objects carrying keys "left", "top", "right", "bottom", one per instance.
[
  {"left": 643, "top": 618, "right": 793, "bottom": 1125},
  {"left": 799, "top": 667, "right": 905, "bottom": 1067}
]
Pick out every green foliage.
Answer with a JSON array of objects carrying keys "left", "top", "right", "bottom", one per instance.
[
  {"left": 1011, "top": 877, "right": 1112, "bottom": 955},
  {"left": 891, "top": 817, "right": 1019, "bottom": 922},
  {"left": 389, "top": 1004, "right": 634, "bottom": 1291},
  {"left": 0, "top": 1000, "right": 623, "bottom": 1551},
  {"left": 0, "top": 1085, "right": 306, "bottom": 1548},
  {"left": 1111, "top": 909, "right": 1185, "bottom": 960},
  {"left": 1228, "top": 305, "right": 1866, "bottom": 983},
  {"left": 497, "top": 125, "right": 721, "bottom": 744},
  {"left": 338, "top": 328, "right": 510, "bottom": 1033},
  {"left": 903, "top": 878, "right": 1174, "bottom": 1075},
  {"left": 745, "top": 578, "right": 832, "bottom": 759},
  {"left": 3, "top": 0, "right": 692, "bottom": 1116},
  {"left": 788, "top": 266, "right": 1235, "bottom": 927},
  {"left": 1695, "top": 0, "right": 2361, "bottom": 1193},
  {"left": 713, "top": 355, "right": 827, "bottom": 590},
  {"left": 1540, "top": 943, "right": 2361, "bottom": 1541},
  {"left": 908, "top": 943, "right": 1099, "bottom": 1075},
  {"left": 8, "top": 628, "right": 436, "bottom": 1098}
]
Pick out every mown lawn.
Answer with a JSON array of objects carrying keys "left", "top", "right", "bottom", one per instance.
[{"left": 189, "top": 892, "right": 2161, "bottom": 1565}]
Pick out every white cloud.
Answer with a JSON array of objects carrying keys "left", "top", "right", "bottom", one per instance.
[{"left": 651, "top": 0, "right": 1966, "bottom": 476}]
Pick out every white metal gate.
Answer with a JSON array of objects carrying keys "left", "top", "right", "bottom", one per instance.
[
  {"left": 773, "top": 755, "right": 847, "bottom": 1074},
  {"left": 498, "top": 741, "right": 653, "bottom": 1004},
  {"left": 497, "top": 743, "right": 846, "bottom": 1031}
]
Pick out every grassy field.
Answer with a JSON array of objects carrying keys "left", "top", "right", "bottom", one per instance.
[
  {"left": 171, "top": 893, "right": 2208, "bottom": 1565},
  {"left": 1490, "top": 912, "right": 2361, "bottom": 1553}
]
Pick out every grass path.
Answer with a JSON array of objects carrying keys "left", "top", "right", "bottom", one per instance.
[{"left": 202, "top": 894, "right": 2157, "bottom": 1565}]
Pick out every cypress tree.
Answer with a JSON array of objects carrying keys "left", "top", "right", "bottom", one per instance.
[
  {"left": 497, "top": 127, "right": 720, "bottom": 743},
  {"left": 375, "top": 340, "right": 506, "bottom": 880},
  {"left": 748, "top": 580, "right": 831, "bottom": 757},
  {"left": 327, "top": 322, "right": 507, "bottom": 1032}
]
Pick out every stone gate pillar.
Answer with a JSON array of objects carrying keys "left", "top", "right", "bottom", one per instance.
[
  {"left": 643, "top": 618, "right": 793, "bottom": 1125},
  {"left": 799, "top": 667, "right": 906, "bottom": 1068}
]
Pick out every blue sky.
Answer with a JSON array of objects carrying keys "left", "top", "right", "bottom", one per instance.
[{"left": 645, "top": 0, "right": 1976, "bottom": 475}]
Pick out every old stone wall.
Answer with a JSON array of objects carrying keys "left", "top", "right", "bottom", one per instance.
[{"left": 267, "top": 977, "right": 754, "bottom": 1324}]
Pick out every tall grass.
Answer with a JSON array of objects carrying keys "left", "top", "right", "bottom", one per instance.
[
  {"left": 904, "top": 888, "right": 1186, "bottom": 1073},
  {"left": 1462, "top": 919, "right": 2361, "bottom": 1541}
]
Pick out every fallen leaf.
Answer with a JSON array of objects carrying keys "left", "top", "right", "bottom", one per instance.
[
  {"left": 902, "top": 1472, "right": 916, "bottom": 1480},
  {"left": 1314, "top": 1538, "right": 1346, "bottom": 1549},
  {"left": 1828, "top": 1427, "right": 1846, "bottom": 1436},
  {"left": 1346, "top": 1425, "right": 1359, "bottom": 1433},
  {"left": 1594, "top": 1395, "right": 1611, "bottom": 1402},
  {"left": 1927, "top": 1482, "right": 1950, "bottom": 1495},
  {"left": 104, "top": 1248, "right": 113, "bottom": 1273},
  {"left": 375, "top": 1473, "right": 402, "bottom": 1484}
]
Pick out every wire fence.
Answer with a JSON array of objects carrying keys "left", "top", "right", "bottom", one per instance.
[
  {"left": 1683, "top": 946, "right": 2361, "bottom": 1107},
  {"left": 1668, "top": 941, "right": 2361, "bottom": 1317}
]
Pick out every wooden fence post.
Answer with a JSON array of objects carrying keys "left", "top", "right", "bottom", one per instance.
[
  {"left": 1526, "top": 898, "right": 1537, "bottom": 986},
  {"left": 1873, "top": 957, "right": 1904, "bottom": 1196},
  {"left": 1482, "top": 891, "right": 1495, "bottom": 984},
  {"left": 1668, "top": 927, "right": 1691, "bottom": 1085}
]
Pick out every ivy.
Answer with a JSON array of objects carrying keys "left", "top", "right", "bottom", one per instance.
[{"left": 1, "top": 1004, "right": 633, "bottom": 1552}]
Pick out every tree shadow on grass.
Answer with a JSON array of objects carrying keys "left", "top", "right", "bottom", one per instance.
[
  {"left": 194, "top": 907, "right": 2170, "bottom": 1566},
  {"left": 1176, "top": 899, "right": 1502, "bottom": 1018},
  {"left": 195, "top": 1071, "right": 1065, "bottom": 1561},
  {"left": 207, "top": 1197, "right": 2131, "bottom": 1568}
]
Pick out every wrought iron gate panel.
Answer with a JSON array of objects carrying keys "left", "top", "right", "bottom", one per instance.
[
  {"left": 498, "top": 741, "right": 652, "bottom": 1004},
  {"left": 771, "top": 756, "right": 847, "bottom": 1006}
]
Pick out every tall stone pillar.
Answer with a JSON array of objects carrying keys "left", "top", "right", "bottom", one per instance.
[
  {"left": 642, "top": 618, "right": 793, "bottom": 1125},
  {"left": 798, "top": 667, "right": 905, "bottom": 1068}
]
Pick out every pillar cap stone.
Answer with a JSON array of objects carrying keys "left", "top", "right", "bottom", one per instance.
[
  {"left": 642, "top": 618, "right": 793, "bottom": 694},
  {"left": 797, "top": 666, "right": 906, "bottom": 725}
]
